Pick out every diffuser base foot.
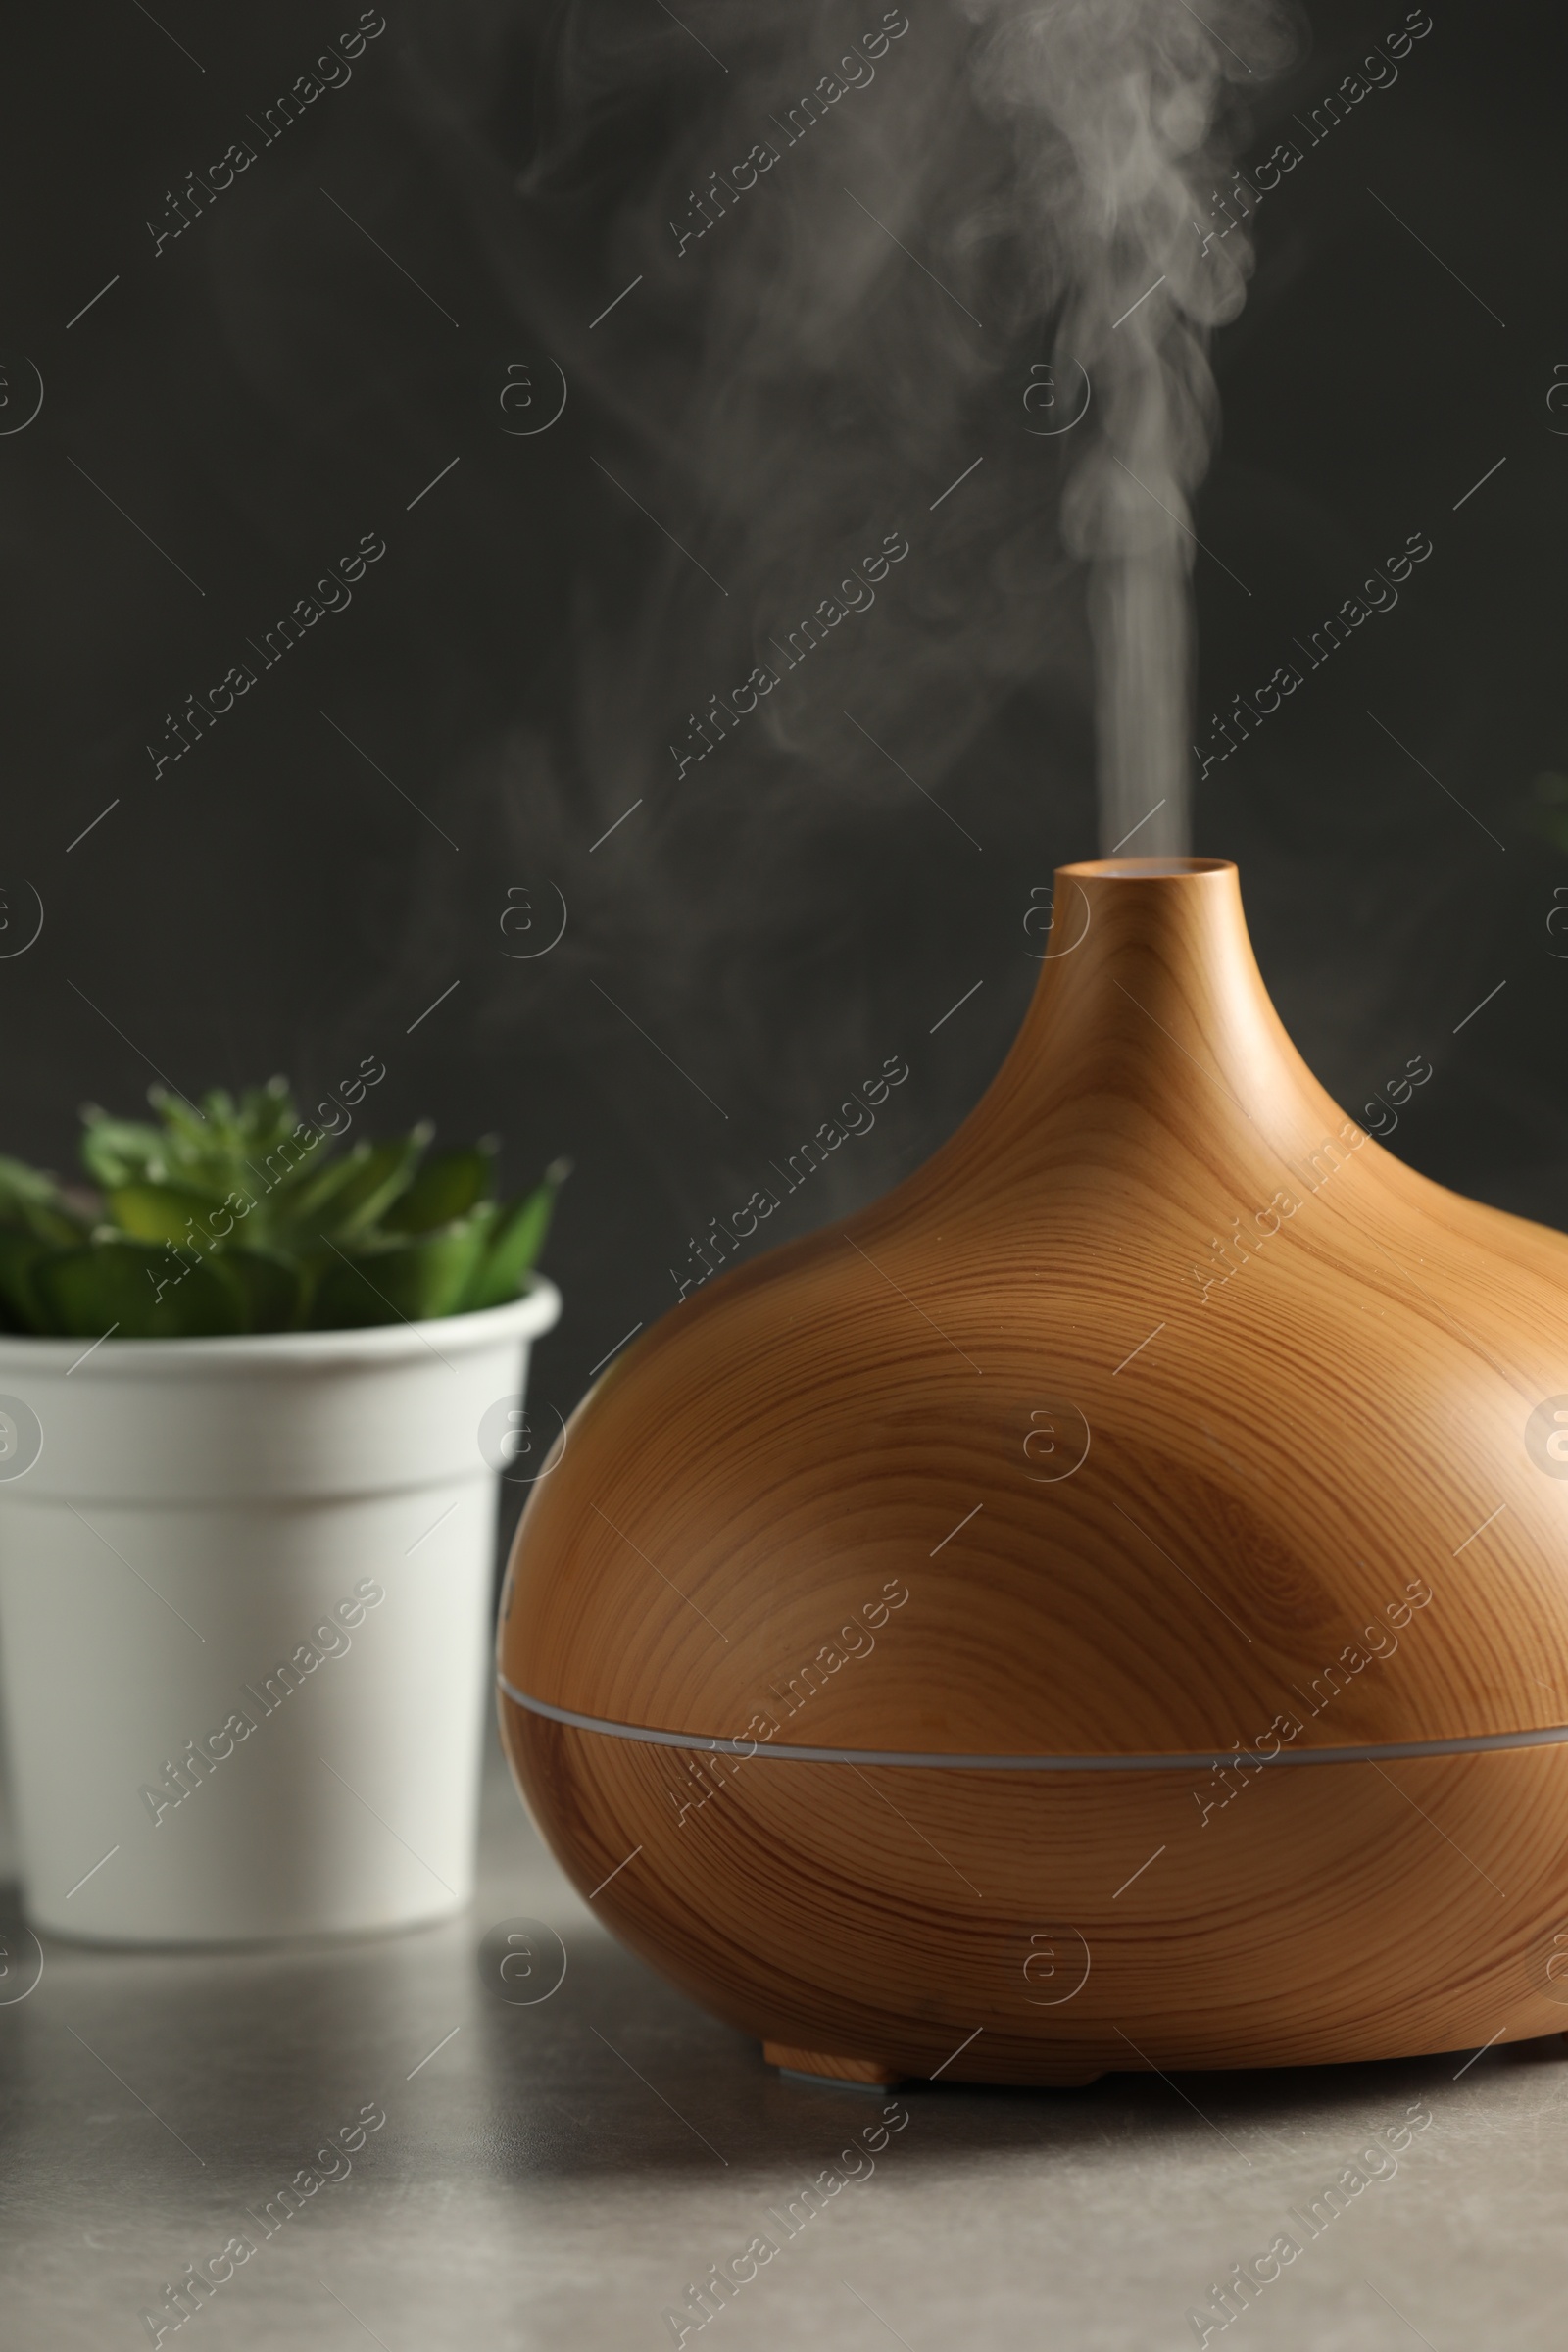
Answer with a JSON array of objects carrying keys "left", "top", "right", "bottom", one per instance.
[
  {"left": 762, "top": 2038, "right": 1107, "bottom": 2088},
  {"left": 764, "top": 2042, "right": 902, "bottom": 2088}
]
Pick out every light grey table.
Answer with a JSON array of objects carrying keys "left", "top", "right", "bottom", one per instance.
[{"left": 1, "top": 1730, "right": 1560, "bottom": 2350}]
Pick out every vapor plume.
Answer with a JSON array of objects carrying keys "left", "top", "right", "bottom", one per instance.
[{"left": 964, "top": 0, "right": 1295, "bottom": 853}]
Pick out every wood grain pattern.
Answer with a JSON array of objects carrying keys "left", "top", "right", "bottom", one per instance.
[
  {"left": 504, "top": 1703, "right": 1568, "bottom": 2081},
  {"left": 498, "top": 858, "right": 1568, "bottom": 2079}
]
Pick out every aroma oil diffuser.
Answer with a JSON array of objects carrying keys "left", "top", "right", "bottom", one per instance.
[{"left": 499, "top": 858, "right": 1568, "bottom": 2084}]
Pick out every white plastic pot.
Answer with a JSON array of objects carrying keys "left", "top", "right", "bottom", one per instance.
[{"left": 0, "top": 1280, "right": 561, "bottom": 1944}]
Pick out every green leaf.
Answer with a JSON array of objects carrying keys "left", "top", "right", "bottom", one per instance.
[
  {"left": 0, "top": 1156, "right": 88, "bottom": 1247},
  {"left": 243, "top": 1131, "right": 332, "bottom": 1206},
  {"left": 222, "top": 1078, "right": 294, "bottom": 1161},
  {"left": 145, "top": 1086, "right": 211, "bottom": 1150},
  {"left": 458, "top": 1159, "right": 568, "bottom": 1311},
  {"left": 9, "top": 1090, "right": 561, "bottom": 1336},
  {"left": 84, "top": 1081, "right": 315, "bottom": 1208},
  {"left": 379, "top": 1146, "right": 497, "bottom": 1235},
  {"left": 283, "top": 1138, "right": 375, "bottom": 1225},
  {"left": 212, "top": 1249, "right": 306, "bottom": 1334},
  {"left": 289, "top": 1129, "right": 432, "bottom": 1245},
  {"left": 307, "top": 1214, "right": 490, "bottom": 1329},
  {"left": 0, "top": 1228, "right": 48, "bottom": 1333},
  {"left": 0, "top": 1152, "right": 63, "bottom": 1213},
  {"left": 107, "top": 1183, "right": 223, "bottom": 1248},
  {"left": 29, "top": 1204, "right": 91, "bottom": 1248},
  {"left": 29, "top": 1241, "right": 243, "bottom": 1339},
  {"left": 78, "top": 1114, "right": 171, "bottom": 1190}
]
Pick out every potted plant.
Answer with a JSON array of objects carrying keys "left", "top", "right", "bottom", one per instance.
[{"left": 0, "top": 1075, "right": 564, "bottom": 1944}]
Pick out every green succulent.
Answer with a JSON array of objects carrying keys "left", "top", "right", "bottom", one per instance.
[{"left": 0, "top": 1078, "right": 567, "bottom": 1340}]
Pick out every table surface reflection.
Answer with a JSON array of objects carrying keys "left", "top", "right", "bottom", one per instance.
[{"left": 1, "top": 1732, "right": 1563, "bottom": 2351}]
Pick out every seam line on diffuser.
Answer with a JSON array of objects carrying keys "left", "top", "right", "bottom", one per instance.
[{"left": 495, "top": 1682, "right": 1568, "bottom": 1770}]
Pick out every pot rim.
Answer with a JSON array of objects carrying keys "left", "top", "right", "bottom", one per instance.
[{"left": 0, "top": 1274, "right": 562, "bottom": 1376}]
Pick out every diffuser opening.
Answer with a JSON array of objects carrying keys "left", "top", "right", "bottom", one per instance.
[{"left": 1061, "top": 857, "right": 1234, "bottom": 880}]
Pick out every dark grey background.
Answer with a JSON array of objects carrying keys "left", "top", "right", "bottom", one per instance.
[{"left": 2, "top": 0, "right": 1562, "bottom": 1482}]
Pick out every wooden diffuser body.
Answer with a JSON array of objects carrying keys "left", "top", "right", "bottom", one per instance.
[{"left": 499, "top": 858, "right": 1568, "bottom": 2084}]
